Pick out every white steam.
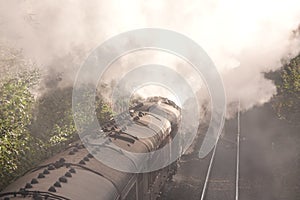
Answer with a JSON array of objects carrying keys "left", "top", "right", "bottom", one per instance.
[{"left": 0, "top": 0, "right": 300, "bottom": 115}]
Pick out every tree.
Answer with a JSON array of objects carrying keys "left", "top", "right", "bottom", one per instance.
[
  {"left": 0, "top": 44, "right": 114, "bottom": 190},
  {"left": 0, "top": 69, "right": 40, "bottom": 189},
  {"left": 271, "top": 54, "right": 300, "bottom": 125}
]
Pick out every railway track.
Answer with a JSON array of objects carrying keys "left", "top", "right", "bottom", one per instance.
[
  {"left": 160, "top": 101, "right": 300, "bottom": 200},
  {"left": 200, "top": 101, "right": 241, "bottom": 200}
]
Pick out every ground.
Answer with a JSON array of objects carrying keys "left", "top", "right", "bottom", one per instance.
[{"left": 159, "top": 103, "right": 300, "bottom": 200}]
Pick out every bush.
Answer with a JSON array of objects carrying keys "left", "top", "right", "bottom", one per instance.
[
  {"left": 0, "top": 69, "right": 41, "bottom": 189},
  {"left": 0, "top": 45, "right": 114, "bottom": 190},
  {"left": 269, "top": 54, "right": 300, "bottom": 125}
]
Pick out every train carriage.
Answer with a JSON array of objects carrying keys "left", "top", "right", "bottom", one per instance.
[{"left": 0, "top": 97, "right": 181, "bottom": 200}]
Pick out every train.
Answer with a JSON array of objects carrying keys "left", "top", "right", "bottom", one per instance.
[{"left": 0, "top": 97, "right": 181, "bottom": 200}]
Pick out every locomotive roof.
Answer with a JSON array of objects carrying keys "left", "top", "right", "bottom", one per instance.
[{"left": 1, "top": 99, "right": 180, "bottom": 200}]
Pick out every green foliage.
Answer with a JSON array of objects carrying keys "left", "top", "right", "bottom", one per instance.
[
  {"left": 271, "top": 54, "right": 300, "bottom": 125},
  {"left": 31, "top": 85, "right": 113, "bottom": 153},
  {"left": 30, "top": 86, "right": 77, "bottom": 145},
  {"left": 0, "top": 46, "right": 36, "bottom": 80},
  {"left": 0, "top": 45, "right": 114, "bottom": 191},
  {"left": 95, "top": 97, "right": 113, "bottom": 123},
  {"left": 49, "top": 123, "right": 76, "bottom": 145},
  {"left": 279, "top": 57, "right": 300, "bottom": 94},
  {"left": 0, "top": 69, "right": 40, "bottom": 189}
]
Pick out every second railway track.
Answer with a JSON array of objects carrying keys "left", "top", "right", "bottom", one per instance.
[{"left": 200, "top": 101, "right": 241, "bottom": 200}]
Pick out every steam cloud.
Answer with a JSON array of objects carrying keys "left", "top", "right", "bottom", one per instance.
[{"left": 1, "top": 0, "right": 300, "bottom": 116}]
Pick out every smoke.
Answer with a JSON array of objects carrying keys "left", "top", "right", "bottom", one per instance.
[{"left": 0, "top": 0, "right": 300, "bottom": 115}]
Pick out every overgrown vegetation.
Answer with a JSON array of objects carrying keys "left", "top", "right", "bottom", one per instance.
[
  {"left": 0, "top": 46, "right": 113, "bottom": 190},
  {"left": 30, "top": 87, "right": 77, "bottom": 149},
  {"left": 0, "top": 69, "right": 43, "bottom": 189},
  {"left": 268, "top": 54, "right": 300, "bottom": 125}
]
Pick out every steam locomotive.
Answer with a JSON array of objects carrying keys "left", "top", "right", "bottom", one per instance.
[{"left": 0, "top": 97, "right": 181, "bottom": 200}]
